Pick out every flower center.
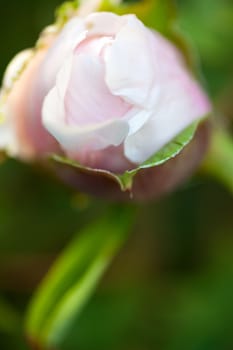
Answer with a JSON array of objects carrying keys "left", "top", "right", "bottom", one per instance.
[{"left": 75, "top": 35, "right": 114, "bottom": 58}]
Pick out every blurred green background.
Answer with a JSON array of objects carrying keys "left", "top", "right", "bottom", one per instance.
[{"left": 0, "top": 0, "right": 233, "bottom": 349}]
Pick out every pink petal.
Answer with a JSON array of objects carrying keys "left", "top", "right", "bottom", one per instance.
[
  {"left": 104, "top": 15, "right": 157, "bottom": 107},
  {"left": 124, "top": 32, "right": 211, "bottom": 163},
  {"left": 65, "top": 53, "right": 130, "bottom": 126},
  {"left": 42, "top": 55, "right": 130, "bottom": 152}
]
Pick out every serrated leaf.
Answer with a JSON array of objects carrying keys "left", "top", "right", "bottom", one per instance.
[
  {"left": 118, "top": 122, "right": 199, "bottom": 190},
  {"left": 51, "top": 153, "right": 129, "bottom": 192},
  {"left": 51, "top": 122, "right": 199, "bottom": 192},
  {"left": 25, "top": 206, "right": 134, "bottom": 349},
  {"left": 139, "top": 122, "right": 198, "bottom": 169}
]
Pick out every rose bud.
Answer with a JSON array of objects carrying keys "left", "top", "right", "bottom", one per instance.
[{"left": 0, "top": 12, "right": 211, "bottom": 201}]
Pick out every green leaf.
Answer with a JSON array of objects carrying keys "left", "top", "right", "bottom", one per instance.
[
  {"left": 119, "top": 122, "right": 199, "bottom": 190},
  {"left": 25, "top": 206, "right": 135, "bottom": 349},
  {"left": 52, "top": 122, "right": 199, "bottom": 192},
  {"left": 139, "top": 122, "right": 199, "bottom": 169}
]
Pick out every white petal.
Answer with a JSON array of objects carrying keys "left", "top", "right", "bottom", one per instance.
[
  {"left": 124, "top": 77, "right": 210, "bottom": 164},
  {"left": 42, "top": 55, "right": 73, "bottom": 128},
  {"left": 43, "top": 85, "right": 129, "bottom": 151},
  {"left": 84, "top": 12, "right": 127, "bottom": 37},
  {"left": 123, "top": 107, "right": 153, "bottom": 136},
  {"left": 64, "top": 54, "right": 130, "bottom": 126},
  {"left": 104, "top": 15, "right": 158, "bottom": 107},
  {"left": 42, "top": 57, "right": 129, "bottom": 152},
  {"left": 39, "top": 17, "right": 86, "bottom": 92},
  {"left": 123, "top": 31, "right": 211, "bottom": 164},
  {"left": 56, "top": 55, "right": 74, "bottom": 99}
]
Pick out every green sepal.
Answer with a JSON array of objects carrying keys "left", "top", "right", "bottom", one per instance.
[{"left": 51, "top": 122, "right": 199, "bottom": 192}]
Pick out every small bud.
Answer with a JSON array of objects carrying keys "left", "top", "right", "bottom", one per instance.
[{"left": 0, "top": 11, "right": 211, "bottom": 200}]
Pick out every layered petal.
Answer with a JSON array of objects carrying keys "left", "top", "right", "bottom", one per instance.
[
  {"left": 42, "top": 55, "right": 129, "bottom": 153},
  {"left": 38, "top": 17, "right": 86, "bottom": 94},
  {"left": 84, "top": 12, "right": 127, "bottom": 37},
  {"left": 104, "top": 14, "right": 158, "bottom": 107},
  {"left": 65, "top": 53, "right": 130, "bottom": 126},
  {"left": 1, "top": 48, "right": 59, "bottom": 159},
  {"left": 124, "top": 32, "right": 211, "bottom": 163},
  {"left": 0, "top": 49, "right": 34, "bottom": 156}
]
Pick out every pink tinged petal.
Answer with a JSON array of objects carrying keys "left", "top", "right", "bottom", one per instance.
[
  {"left": 65, "top": 54, "right": 130, "bottom": 126},
  {"left": 56, "top": 55, "right": 73, "bottom": 100},
  {"left": 5, "top": 49, "right": 60, "bottom": 159},
  {"left": 84, "top": 12, "right": 127, "bottom": 37},
  {"left": 43, "top": 56, "right": 73, "bottom": 131},
  {"left": 123, "top": 107, "right": 154, "bottom": 136},
  {"left": 38, "top": 17, "right": 86, "bottom": 93},
  {"left": 42, "top": 57, "right": 129, "bottom": 153},
  {"left": 104, "top": 15, "right": 158, "bottom": 108},
  {"left": 43, "top": 85, "right": 129, "bottom": 152},
  {"left": 124, "top": 87, "right": 207, "bottom": 164},
  {"left": 124, "top": 33, "right": 211, "bottom": 164},
  {"left": 0, "top": 50, "right": 32, "bottom": 154},
  {"left": 75, "top": 36, "right": 114, "bottom": 57},
  {"left": 70, "top": 144, "right": 133, "bottom": 173}
]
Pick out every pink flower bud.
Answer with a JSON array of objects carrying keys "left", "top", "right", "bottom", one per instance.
[{"left": 0, "top": 12, "right": 211, "bottom": 199}]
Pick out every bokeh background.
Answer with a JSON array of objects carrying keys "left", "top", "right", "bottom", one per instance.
[{"left": 0, "top": 0, "right": 233, "bottom": 349}]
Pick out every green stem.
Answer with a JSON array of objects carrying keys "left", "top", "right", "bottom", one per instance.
[
  {"left": 25, "top": 205, "right": 135, "bottom": 350},
  {"left": 201, "top": 126, "right": 233, "bottom": 194}
]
